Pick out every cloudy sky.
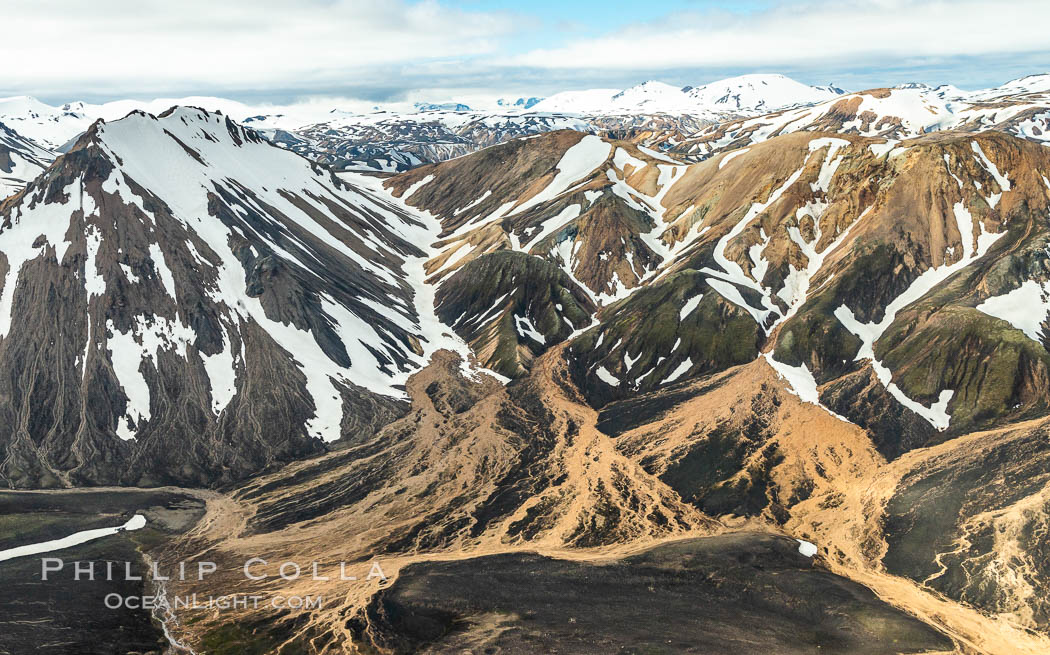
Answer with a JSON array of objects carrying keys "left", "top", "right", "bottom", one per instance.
[{"left": 2, "top": 0, "right": 1047, "bottom": 105}]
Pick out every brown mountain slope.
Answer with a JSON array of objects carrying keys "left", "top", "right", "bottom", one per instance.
[
  {"left": 150, "top": 349, "right": 719, "bottom": 650},
  {"left": 599, "top": 355, "right": 1050, "bottom": 652},
  {"left": 387, "top": 130, "right": 688, "bottom": 304},
  {"left": 151, "top": 348, "right": 1050, "bottom": 654},
  {"left": 393, "top": 127, "right": 1050, "bottom": 455}
]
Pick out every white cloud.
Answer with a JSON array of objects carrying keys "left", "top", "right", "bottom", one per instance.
[
  {"left": 1, "top": 0, "right": 1046, "bottom": 102},
  {"left": 508, "top": 0, "right": 1050, "bottom": 71},
  {"left": 0, "top": 0, "right": 517, "bottom": 96}
]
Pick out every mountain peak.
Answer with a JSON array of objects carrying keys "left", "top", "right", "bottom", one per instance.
[
  {"left": 0, "top": 95, "right": 46, "bottom": 110},
  {"left": 684, "top": 73, "right": 844, "bottom": 112},
  {"left": 85, "top": 106, "right": 262, "bottom": 159},
  {"left": 998, "top": 72, "right": 1050, "bottom": 93},
  {"left": 414, "top": 101, "right": 472, "bottom": 112}
]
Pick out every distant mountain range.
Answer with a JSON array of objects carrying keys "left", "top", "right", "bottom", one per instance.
[
  {"left": 2, "top": 73, "right": 1047, "bottom": 185},
  {"left": 531, "top": 74, "right": 844, "bottom": 115},
  {"left": 0, "top": 73, "right": 848, "bottom": 148}
]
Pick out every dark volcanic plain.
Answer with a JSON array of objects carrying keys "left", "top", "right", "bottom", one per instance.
[
  {"left": 0, "top": 490, "right": 205, "bottom": 655},
  {"left": 362, "top": 533, "right": 952, "bottom": 654}
]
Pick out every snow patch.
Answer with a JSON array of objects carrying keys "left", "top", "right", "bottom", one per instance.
[
  {"left": 797, "top": 540, "right": 818, "bottom": 558},
  {"left": 718, "top": 148, "right": 750, "bottom": 169},
  {"left": 763, "top": 353, "right": 854, "bottom": 423},
  {"left": 808, "top": 138, "right": 849, "bottom": 193},
  {"left": 637, "top": 145, "right": 679, "bottom": 163},
  {"left": 148, "top": 243, "right": 177, "bottom": 301},
  {"left": 679, "top": 294, "right": 703, "bottom": 320},
  {"left": 400, "top": 174, "right": 435, "bottom": 201},
  {"left": 763, "top": 352, "right": 820, "bottom": 404},
  {"left": 977, "top": 279, "right": 1050, "bottom": 341},
  {"left": 514, "top": 314, "right": 546, "bottom": 345},
  {"left": 512, "top": 135, "right": 611, "bottom": 216},
  {"left": 202, "top": 331, "right": 238, "bottom": 415},
  {"left": 613, "top": 147, "right": 647, "bottom": 173},
  {"left": 971, "top": 141, "right": 1012, "bottom": 192},
  {"left": 0, "top": 514, "right": 147, "bottom": 564},
  {"left": 869, "top": 139, "right": 900, "bottom": 158},
  {"left": 596, "top": 365, "right": 620, "bottom": 387},
  {"left": 523, "top": 203, "right": 582, "bottom": 252},
  {"left": 107, "top": 315, "right": 195, "bottom": 440},
  {"left": 661, "top": 358, "right": 693, "bottom": 385},
  {"left": 453, "top": 189, "right": 492, "bottom": 215}
]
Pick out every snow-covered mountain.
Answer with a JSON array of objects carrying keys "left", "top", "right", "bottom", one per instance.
[
  {"left": 261, "top": 74, "right": 848, "bottom": 172},
  {"left": 0, "top": 107, "right": 471, "bottom": 486},
  {"left": 3, "top": 72, "right": 1046, "bottom": 170},
  {"left": 497, "top": 96, "right": 543, "bottom": 109},
  {"left": 532, "top": 81, "right": 709, "bottom": 116},
  {"left": 967, "top": 72, "right": 1050, "bottom": 100},
  {"left": 273, "top": 109, "right": 593, "bottom": 173},
  {"left": 658, "top": 74, "right": 1050, "bottom": 161},
  {"left": 683, "top": 73, "right": 844, "bottom": 114},
  {"left": 0, "top": 72, "right": 929, "bottom": 180},
  {"left": 0, "top": 96, "right": 93, "bottom": 150},
  {"left": 0, "top": 95, "right": 355, "bottom": 152},
  {"left": 0, "top": 95, "right": 677, "bottom": 174},
  {"left": 531, "top": 75, "right": 845, "bottom": 116},
  {"left": 0, "top": 121, "right": 53, "bottom": 198}
]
